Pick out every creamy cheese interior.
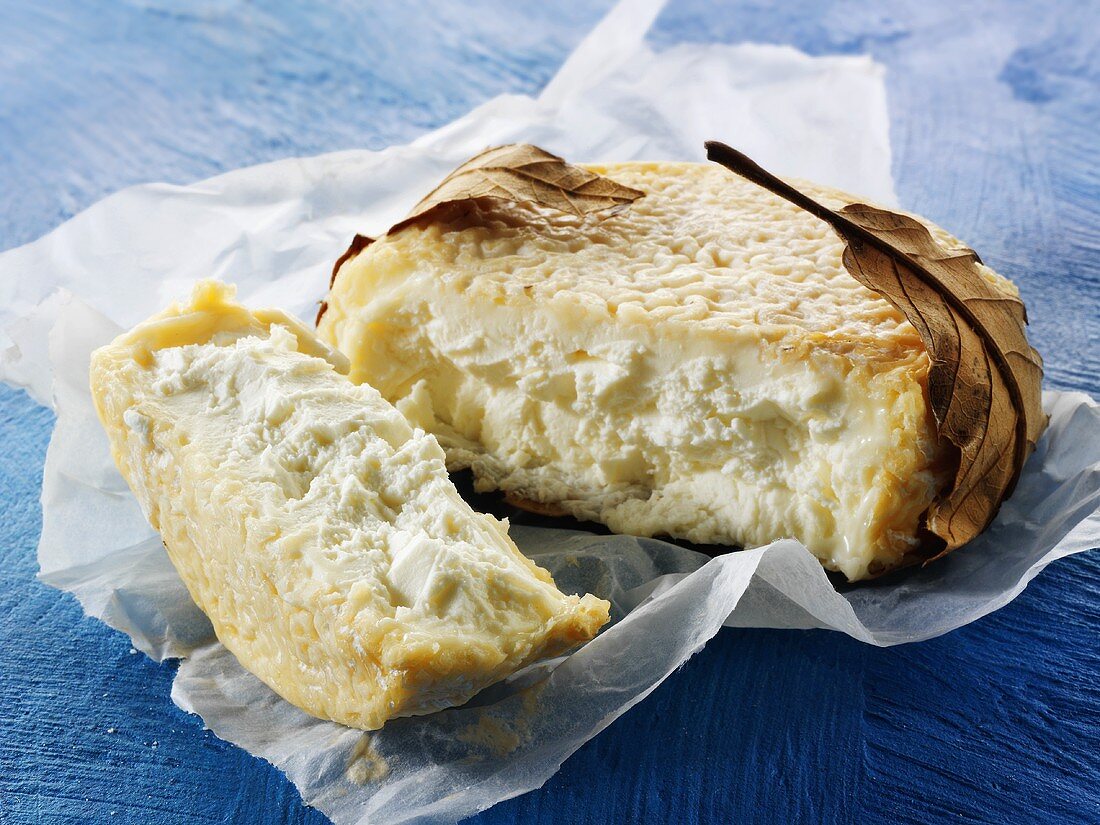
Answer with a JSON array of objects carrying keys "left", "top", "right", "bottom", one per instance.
[
  {"left": 316, "top": 162, "right": 1019, "bottom": 581},
  {"left": 91, "top": 281, "right": 609, "bottom": 730},
  {"left": 323, "top": 270, "right": 938, "bottom": 581}
]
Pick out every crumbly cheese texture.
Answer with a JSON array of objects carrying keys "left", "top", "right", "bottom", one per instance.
[
  {"left": 318, "top": 162, "right": 1019, "bottom": 581},
  {"left": 90, "top": 281, "right": 609, "bottom": 730}
]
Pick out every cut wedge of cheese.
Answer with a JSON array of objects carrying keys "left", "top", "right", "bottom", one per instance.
[
  {"left": 90, "top": 281, "right": 609, "bottom": 730},
  {"left": 318, "top": 161, "right": 1023, "bottom": 581}
]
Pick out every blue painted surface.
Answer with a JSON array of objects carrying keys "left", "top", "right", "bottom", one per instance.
[{"left": 1, "top": 1, "right": 1097, "bottom": 823}]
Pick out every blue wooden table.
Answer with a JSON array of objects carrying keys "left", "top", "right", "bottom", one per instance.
[{"left": 1, "top": 1, "right": 1097, "bottom": 822}]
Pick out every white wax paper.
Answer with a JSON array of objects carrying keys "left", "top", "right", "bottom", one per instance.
[{"left": 2, "top": 0, "right": 1098, "bottom": 822}]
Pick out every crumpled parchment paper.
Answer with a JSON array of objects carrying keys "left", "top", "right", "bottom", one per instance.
[{"left": 2, "top": 0, "right": 1098, "bottom": 822}]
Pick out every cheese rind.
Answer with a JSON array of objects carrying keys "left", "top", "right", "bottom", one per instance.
[
  {"left": 318, "top": 162, "right": 1018, "bottom": 580},
  {"left": 90, "top": 281, "right": 609, "bottom": 730}
]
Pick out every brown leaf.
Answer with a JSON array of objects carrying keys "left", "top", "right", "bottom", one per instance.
[
  {"left": 316, "top": 234, "right": 373, "bottom": 325},
  {"left": 387, "top": 143, "right": 644, "bottom": 235},
  {"left": 319, "top": 146, "right": 642, "bottom": 326},
  {"left": 705, "top": 140, "right": 1046, "bottom": 556}
]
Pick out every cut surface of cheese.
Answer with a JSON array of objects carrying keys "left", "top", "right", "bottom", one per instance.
[
  {"left": 90, "top": 281, "right": 609, "bottom": 730},
  {"left": 318, "top": 162, "right": 1021, "bottom": 581}
]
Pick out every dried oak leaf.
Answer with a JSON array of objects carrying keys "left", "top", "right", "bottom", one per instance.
[
  {"left": 388, "top": 143, "right": 644, "bottom": 235},
  {"left": 318, "top": 144, "right": 644, "bottom": 324},
  {"left": 705, "top": 140, "right": 1046, "bottom": 556},
  {"left": 316, "top": 233, "right": 373, "bottom": 325}
]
